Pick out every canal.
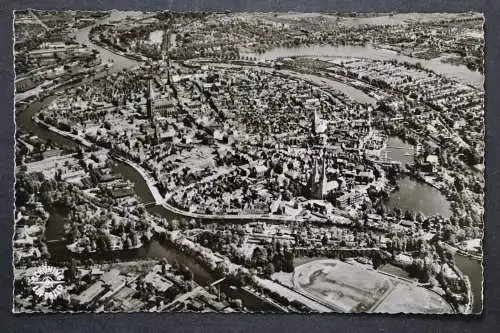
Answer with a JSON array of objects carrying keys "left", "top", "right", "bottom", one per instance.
[
  {"left": 43, "top": 192, "right": 277, "bottom": 311},
  {"left": 383, "top": 136, "right": 482, "bottom": 313},
  {"left": 72, "top": 11, "right": 141, "bottom": 73},
  {"left": 455, "top": 254, "right": 483, "bottom": 314},
  {"left": 16, "top": 13, "right": 483, "bottom": 313},
  {"left": 17, "top": 13, "right": 280, "bottom": 312},
  {"left": 46, "top": 236, "right": 278, "bottom": 311}
]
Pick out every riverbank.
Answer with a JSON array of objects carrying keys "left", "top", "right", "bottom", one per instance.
[
  {"left": 159, "top": 231, "right": 284, "bottom": 311},
  {"left": 16, "top": 12, "right": 483, "bottom": 313},
  {"left": 443, "top": 242, "right": 483, "bottom": 261},
  {"left": 248, "top": 44, "right": 483, "bottom": 90},
  {"left": 33, "top": 116, "right": 93, "bottom": 148},
  {"left": 111, "top": 155, "right": 163, "bottom": 203},
  {"left": 34, "top": 119, "right": 478, "bottom": 314},
  {"left": 240, "top": 286, "right": 290, "bottom": 312},
  {"left": 23, "top": 72, "right": 482, "bottom": 314},
  {"left": 203, "top": 59, "right": 378, "bottom": 105},
  {"left": 90, "top": 38, "right": 147, "bottom": 63}
]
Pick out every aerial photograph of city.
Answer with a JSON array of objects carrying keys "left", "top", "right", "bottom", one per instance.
[{"left": 13, "top": 10, "right": 484, "bottom": 314}]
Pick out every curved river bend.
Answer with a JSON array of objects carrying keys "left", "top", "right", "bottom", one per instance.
[
  {"left": 242, "top": 44, "right": 483, "bottom": 90},
  {"left": 16, "top": 13, "right": 483, "bottom": 313}
]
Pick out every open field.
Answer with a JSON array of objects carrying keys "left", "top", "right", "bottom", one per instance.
[
  {"left": 375, "top": 283, "right": 453, "bottom": 314},
  {"left": 293, "top": 259, "right": 453, "bottom": 313}
]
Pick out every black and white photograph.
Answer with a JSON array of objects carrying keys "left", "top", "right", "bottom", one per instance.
[{"left": 13, "top": 10, "right": 484, "bottom": 314}]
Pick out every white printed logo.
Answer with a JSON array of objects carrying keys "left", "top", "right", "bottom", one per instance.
[{"left": 28, "top": 265, "right": 65, "bottom": 302}]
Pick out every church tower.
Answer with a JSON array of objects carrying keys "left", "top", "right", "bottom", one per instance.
[
  {"left": 313, "top": 108, "right": 319, "bottom": 135},
  {"left": 308, "top": 151, "right": 327, "bottom": 199},
  {"left": 147, "top": 79, "right": 155, "bottom": 119}
]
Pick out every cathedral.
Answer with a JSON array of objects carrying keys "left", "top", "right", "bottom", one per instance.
[
  {"left": 308, "top": 154, "right": 327, "bottom": 199},
  {"left": 307, "top": 108, "right": 329, "bottom": 199}
]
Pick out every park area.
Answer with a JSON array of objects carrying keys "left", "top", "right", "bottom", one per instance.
[{"left": 293, "top": 259, "right": 453, "bottom": 313}]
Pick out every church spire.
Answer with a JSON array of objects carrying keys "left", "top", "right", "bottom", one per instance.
[{"left": 313, "top": 108, "right": 318, "bottom": 135}]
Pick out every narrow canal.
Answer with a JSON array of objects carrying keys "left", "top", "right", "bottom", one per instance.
[
  {"left": 455, "top": 253, "right": 483, "bottom": 314},
  {"left": 16, "top": 13, "right": 483, "bottom": 313}
]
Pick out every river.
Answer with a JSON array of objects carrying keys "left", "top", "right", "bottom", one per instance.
[
  {"left": 72, "top": 11, "right": 141, "bottom": 73},
  {"left": 383, "top": 136, "right": 482, "bottom": 313},
  {"left": 207, "top": 62, "right": 377, "bottom": 105},
  {"left": 455, "top": 253, "right": 483, "bottom": 314},
  {"left": 45, "top": 235, "right": 278, "bottom": 311},
  {"left": 384, "top": 137, "right": 452, "bottom": 218},
  {"left": 17, "top": 12, "right": 279, "bottom": 312},
  {"left": 17, "top": 13, "right": 482, "bottom": 313},
  {"left": 241, "top": 44, "right": 484, "bottom": 90}
]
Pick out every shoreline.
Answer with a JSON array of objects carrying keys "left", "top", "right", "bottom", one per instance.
[
  {"left": 26, "top": 112, "right": 478, "bottom": 315},
  {"left": 19, "top": 26, "right": 480, "bottom": 313},
  {"left": 452, "top": 259, "right": 474, "bottom": 314},
  {"left": 113, "top": 151, "right": 340, "bottom": 223},
  {"left": 33, "top": 116, "right": 93, "bottom": 148}
]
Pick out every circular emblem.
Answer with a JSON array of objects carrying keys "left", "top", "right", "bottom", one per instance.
[{"left": 28, "top": 265, "right": 66, "bottom": 302}]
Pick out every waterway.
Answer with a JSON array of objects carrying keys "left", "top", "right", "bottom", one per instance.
[
  {"left": 386, "top": 176, "right": 452, "bottom": 218},
  {"left": 382, "top": 137, "right": 481, "bottom": 313},
  {"left": 280, "top": 69, "right": 377, "bottom": 105},
  {"left": 72, "top": 11, "right": 141, "bottom": 73},
  {"left": 455, "top": 253, "right": 483, "bottom": 314},
  {"left": 241, "top": 45, "right": 483, "bottom": 90},
  {"left": 46, "top": 236, "right": 278, "bottom": 311},
  {"left": 207, "top": 62, "right": 377, "bottom": 105},
  {"left": 384, "top": 137, "right": 452, "bottom": 218},
  {"left": 16, "top": 14, "right": 482, "bottom": 313},
  {"left": 43, "top": 187, "right": 276, "bottom": 311}
]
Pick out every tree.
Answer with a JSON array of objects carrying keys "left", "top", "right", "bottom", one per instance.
[
  {"left": 263, "top": 263, "right": 275, "bottom": 278},
  {"left": 283, "top": 250, "right": 295, "bottom": 273},
  {"left": 215, "top": 261, "right": 230, "bottom": 277},
  {"left": 251, "top": 247, "right": 266, "bottom": 267},
  {"left": 64, "top": 259, "right": 79, "bottom": 283},
  {"left": 454, "top": 178, "right": 464, "bottom": 192}
]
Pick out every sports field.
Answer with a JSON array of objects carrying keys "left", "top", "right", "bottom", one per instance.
[{"left": 293, "top": 259, "right": 453, "bottom": 313}]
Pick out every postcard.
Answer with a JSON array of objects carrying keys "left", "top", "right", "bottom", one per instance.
[{"left": 13, "top": 11, "right": 483, "bottom": 314}]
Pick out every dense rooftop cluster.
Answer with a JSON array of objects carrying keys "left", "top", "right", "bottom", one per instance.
[
  {"left": 91, "top": 12, "right": 483, "bottom": 73},
  {"left": 13, "top": 11, "right": 484, "bottom": 314}
]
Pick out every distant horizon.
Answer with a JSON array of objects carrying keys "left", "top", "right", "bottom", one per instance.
[{"left": 12, "top": 9, "right": 484, "bottom": 314}]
